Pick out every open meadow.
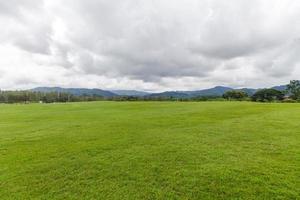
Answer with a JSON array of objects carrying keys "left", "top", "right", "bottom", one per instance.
[{"left": 0, "top": 101, "right": 299, "bottom": 199}]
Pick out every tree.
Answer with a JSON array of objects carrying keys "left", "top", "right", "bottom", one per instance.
[
  {"left": 286, "top": 80, "right": 300, "bottom": 100},
  {"left": 251, "top": 89, "right": 284, "bottom": 102},
  {"left": 223, "top": 90, "right": 248, "bottom": 100}
]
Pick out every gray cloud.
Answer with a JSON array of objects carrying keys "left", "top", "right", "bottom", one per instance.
[
  {"left": 0, "top": 0, "right": 300, "bottom": 91},
  {"left": 0, "top": 0, "right": 41, "bottom": 17}
]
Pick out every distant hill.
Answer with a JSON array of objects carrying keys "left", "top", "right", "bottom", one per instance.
[
  {"left": 148, "top": 91, "right": 190, "bottom": 98},
  {"left": 147, "top": 86, "right": 235, "bottom": 98},
  {"left": 30, "top": 83, "right": 290, "bottom": 99},
  {"left": 148, "top": 85, "right": 289, "bottom": 98},
  {"left": 31, "top": 87, "right": 117, "bottom": 97},
  {"left": 272, "top": 85, "right": 287, "bottom": 91},
  {"left": 184, "top": 86, "right": 233, "bottom": 97},
  {"left": 110, "top": 90, "right": 150, "bottom": 96},
  {"left": 239, "top": 88, "right": 257, "bottom": 95}
]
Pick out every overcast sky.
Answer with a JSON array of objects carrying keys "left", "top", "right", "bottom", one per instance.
[{"left": 0, "top": 0, "right": 300, "bottom": 91}]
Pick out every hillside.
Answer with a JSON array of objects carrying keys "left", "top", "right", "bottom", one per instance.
[
  {"left": 110, "top": 90, "right": 150, "bottom": 96},
  {"left": 30, "top": 83, "right": 290, "bottom": 99},
  {"left": 31, "top": 87, "right": 117, "bottom": 97}
]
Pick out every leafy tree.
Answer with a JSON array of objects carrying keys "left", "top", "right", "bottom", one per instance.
[
  {"left": 286, "top": 80, "right": 300, "bottom": 100},
  {"left": 0, "top": 91, "right": 104, "bottom": 103},
  {"left": 251, "top": 89, "right": 284, "bottom": 102},
  {"left": 223, "top": 90, "right": 248, "bottom": 100}
]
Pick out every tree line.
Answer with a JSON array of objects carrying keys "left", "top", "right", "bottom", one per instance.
[
  {"left": 0, "top": 80, "right": 300, "bottom": 103},
  {"left": 223, "top": 80, "right": 300, "bottom": 102},
  {"left": 0, "top": 91, "right": 104, "bottom": 103}
]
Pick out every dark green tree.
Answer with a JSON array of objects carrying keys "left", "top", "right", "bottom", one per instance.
[
  {"left": 223, "top": 90, "right": 248, "bottom": 100},
  {"left": 251, "top": 89, "right": 284, "bottom": 102},
  {"left": 286, "top": 80, "right": 300, "bottom": 100}
]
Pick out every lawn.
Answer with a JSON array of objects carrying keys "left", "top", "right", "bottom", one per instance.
[{"left": 0, "top": 101, "right": 299, "bottom": 199}]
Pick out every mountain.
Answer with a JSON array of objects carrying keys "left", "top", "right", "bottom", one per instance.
[
  {"left": 272, "top": 85, "right": 287, "bottom": 91},
  {"left": 146, "top": 86, "right": 260, "bottom": 98},
  {"left": 30, "top": 83, "right": 290, "bottom": 99},
  {"left": 110, "top": 90, "right": 150, "bottom": 96},
  {"left": 31, "top": 87, "right": 117, "bottom": 97},
  {"left": 148, "top": 91, "right": 189, "bottom": 98},
  {"left": 239, "top": 88, "right": 257, "bottom": 95},
  {"left": 184, "top": 86, "right": 234, "bottom": 97},
  {"left": 148, "top": 86, "right": 234, "bottom": 98}
]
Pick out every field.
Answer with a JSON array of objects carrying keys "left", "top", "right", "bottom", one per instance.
[{"left": 0, "top": 101, "right": 299, "bottom": 199}]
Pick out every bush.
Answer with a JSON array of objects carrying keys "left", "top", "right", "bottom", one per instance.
[{"left": 282, "top": 99, "right": 297, "bottom": 103}]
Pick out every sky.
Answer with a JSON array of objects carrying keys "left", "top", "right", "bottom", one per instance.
[{"left": 0, "top": 0, "right": 300, "bottom": 92}]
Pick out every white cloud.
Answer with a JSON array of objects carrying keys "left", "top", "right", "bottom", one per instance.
[{"left": 0, "top": 0, "right": 300, "bottom": 91}]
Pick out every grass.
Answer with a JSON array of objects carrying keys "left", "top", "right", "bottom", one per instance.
[{"left": 0, "top": 101, "right": 299, "bottom": 199}]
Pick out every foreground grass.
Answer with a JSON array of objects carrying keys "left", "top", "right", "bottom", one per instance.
[{"left": 0, "top": 101, "right": 299, "bottom": 199}]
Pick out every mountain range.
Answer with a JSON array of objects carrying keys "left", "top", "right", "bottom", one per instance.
[
  {"left": 31, "top": 84, "right": 288, "bottom": 98},
  {"left": 110, "top": 90, "right": 150, "bottom": 96},
  {"left": 31, "top": 87, "right": 116, "bottom": 97}
]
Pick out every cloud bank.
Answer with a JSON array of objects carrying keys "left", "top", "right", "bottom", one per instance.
[{"left": 0, "top": 0, "right": 300, "bottom": 91}]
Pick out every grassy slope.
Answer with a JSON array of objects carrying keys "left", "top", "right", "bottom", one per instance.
[{"left": 0, "top": 102, "right": 299, "bottom": 199}]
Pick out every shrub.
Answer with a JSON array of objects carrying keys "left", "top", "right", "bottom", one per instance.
[{"left": 282, "top": 99, "right": 297, "bottom": 103}]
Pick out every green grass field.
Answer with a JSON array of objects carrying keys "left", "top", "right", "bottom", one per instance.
[{"left": 0, "top": 102, "right": 299, "bottom": 199}]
